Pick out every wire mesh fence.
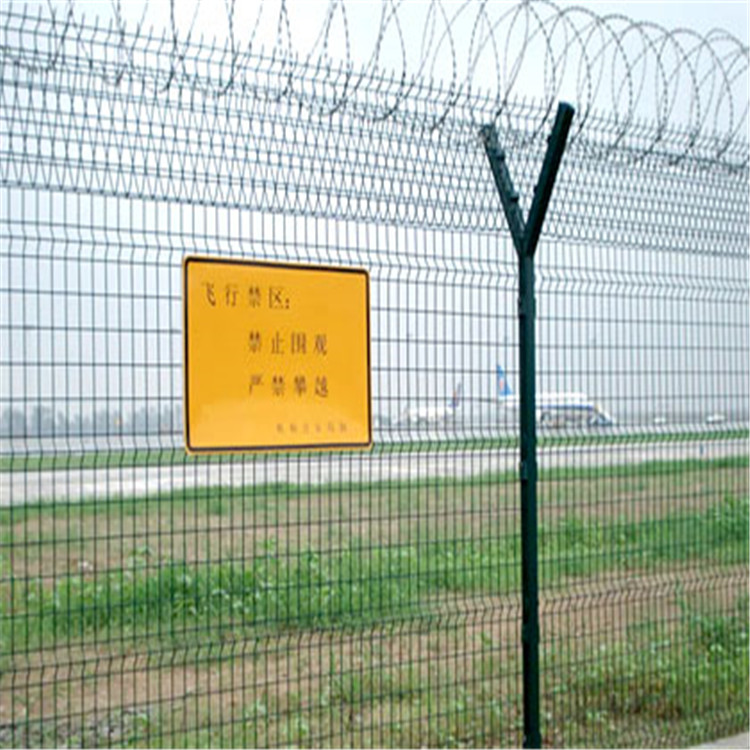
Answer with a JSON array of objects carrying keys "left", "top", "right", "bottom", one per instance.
[{"left": 0, "top": 1, "right": 748, "bottom": 747}]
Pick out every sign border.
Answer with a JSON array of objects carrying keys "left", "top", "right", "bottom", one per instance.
[{"left": 183, "top": 255, "right": 372, "bottom": 454}]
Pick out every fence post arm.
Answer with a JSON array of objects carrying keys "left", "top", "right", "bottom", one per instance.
[
  {"left": 524, "top": 103, "right": 575, "bottom": 257},
  {"left": 480, "top": 124, "right": 527, "bottom": 252},
  {"left": 481, "top": 102, "right": 574, "bottom": 750}
]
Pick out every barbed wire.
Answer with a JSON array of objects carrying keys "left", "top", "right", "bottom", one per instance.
[{"left": 1, "top": 0, "right": 748, "bottom": 166}]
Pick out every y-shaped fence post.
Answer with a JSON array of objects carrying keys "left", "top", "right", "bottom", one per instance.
[{"left": 481, "top": 102, "right": 574, "bottom": 749}]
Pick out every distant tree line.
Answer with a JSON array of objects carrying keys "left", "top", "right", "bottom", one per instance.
[{"left": 0, "top": 403, "right": 182, "bottom": 438}]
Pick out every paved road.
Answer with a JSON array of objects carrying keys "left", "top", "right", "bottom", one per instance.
[
  {"left": 1, "top": 438, "right": 746, "bottom": 506},
  {"left": 694, "top": 733, "right": 749, "bottom": 749}
]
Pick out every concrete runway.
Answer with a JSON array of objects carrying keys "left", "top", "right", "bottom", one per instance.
[
  {"left": 1, "top": 437, "right": 746, "bottom": 506},
  {"left": 694, "top": 733, "right": 749, "bottom": 749}
]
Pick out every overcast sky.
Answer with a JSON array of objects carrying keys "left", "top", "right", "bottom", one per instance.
[{"left": 31, "top": 1, "right": 750, "bottom": 48}]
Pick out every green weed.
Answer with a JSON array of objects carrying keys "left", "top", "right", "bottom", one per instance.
[
  {"left": 3, "top": 496, "right": 746, "bottom": 648},
  {"left": 548, "top": 597, "right": 749, "bottom": 747}
]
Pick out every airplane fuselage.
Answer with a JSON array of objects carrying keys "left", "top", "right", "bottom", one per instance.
[{"left": 501, "top": 392, "right": 614, "bottom": 427}]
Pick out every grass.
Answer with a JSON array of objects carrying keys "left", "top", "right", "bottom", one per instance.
[
  {"left": 1, "top": 454, "right": 746, "bottom": 527},
  {"left": 546, "top": 594, "right": 750, "bottom": 747},
  {"left": 1, "top": 595, "right": 745, "bottom": 748},
  {"left": 0, "top": 455, "right": 746, "bottom": 747},
  {"left": 3, "top": 493, "right": 746, "bottom": 648},
  {"left": 0, "top": 428, "right": 745, "bottom": 473}
]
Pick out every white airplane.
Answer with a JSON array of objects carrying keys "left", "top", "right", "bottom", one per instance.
[
  {"left": 496, "top": 365, "right": 614, "bottom": 427},
  {"left": 399, "top": 384, "right": 463, "bottom": 426}
]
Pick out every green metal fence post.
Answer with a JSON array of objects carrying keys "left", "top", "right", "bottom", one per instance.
[
  {"left": 482, "top": 102, "right": 574, "bottom": 749},
  {"left": 517, "top": 248, "right": 540, "bottom": 748}
]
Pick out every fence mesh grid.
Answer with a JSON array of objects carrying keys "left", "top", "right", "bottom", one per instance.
[{"left": 0, "top": 1, "right": 748, "bottom": 747}]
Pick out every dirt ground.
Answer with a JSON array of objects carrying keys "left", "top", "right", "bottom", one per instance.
[
  {"left": 1, "top": 565, "right": 745, "bottom": 746},
  {"left": 0, "top": 461, "right": 746, "bottom": 746},
  {"left": 3, "top": 463, "right": 745, "bottom": 580}
]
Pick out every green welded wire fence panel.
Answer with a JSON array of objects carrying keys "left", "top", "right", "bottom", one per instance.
[{"left": 0, "top": 1, "right": 748, "bottom": 748}]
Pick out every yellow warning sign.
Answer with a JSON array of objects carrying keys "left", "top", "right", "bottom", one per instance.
[{"left": 183, "top": 256, "right": 371, "bottom": 453}]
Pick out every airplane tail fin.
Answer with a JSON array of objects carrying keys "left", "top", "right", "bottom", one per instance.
[
  {"left": 497, "top": 366, "right": 513, "bottom": 398},
  {"left": 450, "top": 383, "right": 463, "bottom": 410}
]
